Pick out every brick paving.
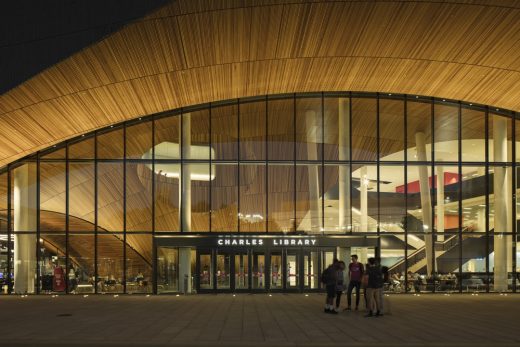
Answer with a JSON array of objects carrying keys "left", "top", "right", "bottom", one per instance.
[{"left": 1, "top": 293, "right": 519, "bottom": 346}]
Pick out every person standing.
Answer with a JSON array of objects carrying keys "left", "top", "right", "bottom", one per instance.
[
  {"left": 322, "top": 260, "right": 339, "bottom": 314},
  {"left": 345, "top": 255, "right": 364, "bottom": 310},
  {"left": 365, "top": 257, "right": 384, "bottom": 317},
  {"left": 334, "top": 261, "right": 346, "bottom": 312}
]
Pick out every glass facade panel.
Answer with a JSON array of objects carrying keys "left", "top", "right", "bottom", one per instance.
[
  {"left": 2, "top": 92, "right": 518, "bottom": 294},
  {"left": 68, "top": 136, "right": 95, "bottom": 159},
  {"left": 126, "top": 162, "right": 152, "bottom": 232},
  {"left": 211, "top": 163, "right": 238, "bottom": 232},
  {"left": 69, "top": 163, "right": 95, "bottom": 232},
  {"left": 240, "top": 100, "right": 265, "bottom": 161},
  {"left": 407, "top": 100, "right": 432, "bottom": 162},
  {"left": 296, "top": 163, "right": 322, "bottom": 233},
  {"left": 212, "top": 104, "right": 238, "bottom": 160},
  {"left": 126, "top": 234, "right": 152, "bottom": 293},
  {"left": 97, "top": 234, "right": 124, "bottom": 293},
  {"left": 268, "top": 98, "right": 294, "bottom": 161},
  {"left": 296, "top": 97, "right": 322, "bottom": 161},
  {"left": 434, "top": 103, "right": 459, "bottom": 162},
  {"left": 351, "top": 98, "right": 377, "bottom": 161},
  {"left": 68, "top": 234, "right": 95, "bottom": 294},
  {"left": 239, "top": 164, "right": 266, "bottom": 232},
  {"left": 126, "top": 120, "right": 152, "bottom": 159},
  {"left": 268, "top": 164, "right": 294, "bottom": 232},
  {"left": 155, "top": 163, "right": 179, "bottom": 232},
  {"left": 379, "top": 98, "right": 404, "bottom": 160},
  {"left": 97, "top": 127, "right": 124, "bottom": 159},
  {"left": 97, "top": 163, "right": 124, "bottom": 232},
  {"left": 461, "top": 107, "right": 485, "bottom": 162},
  {"left": 40, "top": 162, "right": 66, "bottom": 232}
]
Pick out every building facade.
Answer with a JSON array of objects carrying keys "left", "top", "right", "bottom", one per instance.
[{"left": 0, "top": 92, "right": 518, "bottom": 294}]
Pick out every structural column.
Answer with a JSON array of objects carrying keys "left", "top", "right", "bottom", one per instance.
[
  {"left": 337, "top": 247, "right": 351, "bottom": 282},
  {"left": 360, "top": 166, "right": 368, "bottom": 232},
  {"left": 415, "top": 132, "right": 434, "bottom": 276},
  {"left": 436, "top": 165, "right": 445, "bottom": 241},
  {"left": 13, "top": 164, "right": 37, "bottom": 294},
  {"left": 338, "top": 98, "right": 351, "bottom": 232},
  {"left": 493, "top": 117, "right": 508, "bottom": 292},
  {"left": 306, "top": 110, "right": 321, "bottom": 233}
]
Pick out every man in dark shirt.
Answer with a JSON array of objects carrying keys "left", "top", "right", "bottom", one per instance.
[
  {"left": 323, "top": 259, "right": 339, "bottom": 314},
  {"left": 345, "top": 254, "right": 364, "bottom": 310},
  {"left": 365, "top": 257, "right": 384, "bottom": 317}
]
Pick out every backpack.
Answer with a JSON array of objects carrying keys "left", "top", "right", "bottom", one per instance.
[{"left": 321, "top": 267, "right": 332, "bottom": 284}]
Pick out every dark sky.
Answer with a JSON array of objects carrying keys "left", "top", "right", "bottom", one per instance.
[{"left": 0, "top": 0, "right": 169, "bottom": 95}]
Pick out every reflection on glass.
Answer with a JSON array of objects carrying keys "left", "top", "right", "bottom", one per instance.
[
  {"left": 296, "top": 164, "right": 322, "bottom": 233},
  {"left": 199, "top": 253, "right": 212, "bottom": 289},
  {"left": 379, "top": 98, "right": 404, "bottom": 160},
  {"left": 211, "top": 164, "right": 238, "bottom": 232},
  {"left": 286, "top": 252, "right": 298, "bottom": 288},
  {"left": 126, "top": 120, "right": 152, "bottom": 159},
  {"left": 126, "top": 234, "right": 152, "bottom": 293},
  {"left": 157, "top": 247, "right": 178, "bottom": 293},
  {"left": 216, "top": 253, "right": 230, "bottom": 289},
  {"left": 67, "top": 234, "right": 94, "bottom": 293},
  {"left": 270, "top": 252, "right": 282, "bottom": 289},
  {"left": 69, "top": 163, "right": 95, "bottom": 232},
  {"left": 240, "top": 100, "right": 265, "bottom": 160},
  {"left": 268, "top": 164, "right": 294, "bottom": 232},
  {"left": 407, "top": 100, "right": 431, "bottom": 162},
  {"left": 268, "top": 98, "right": 294, "bottom": 160},
  {"left": 252, "top": 253, "right": 265, "bottom": 289},
  {"left": 296, "top": 97, "right": 322, "bottom": 161},
  {"left": 351, "top": 98, "right": 377, "bottom": 161},
  {"left": 40, "top": 163, "right": 66, "bottom": 232},
  {"left": 304, "top": 251, "right": 319, "bottom": 289},
  {"left": 97, "top": 235, "right": 124, "bottom": 293},
  {"left": 351, "top": 164, "right": 377, "bottom": 232},
  {"left": 434, "top": 103, "right": 459, "bottom": 162},
  {"left": 239, "top": 164, "right": 266, "bottom": 232},
  {"left": 97, "top": 163, "right": 124, "bottom": 231},
  {"left": 234, "top": 253, "right": 249, "bottom": 289}
]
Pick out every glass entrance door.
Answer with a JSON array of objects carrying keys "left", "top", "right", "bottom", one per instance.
[
  {"left": 303, "top": 250, "right": 319, "bottom": 289},
  {"left": 252, "top": 252, "right": 265, "bottom": 290},
  {"left": 198, "top": 251, "right": 213, "bottom": 290},
  {"left": 234, "top": 252, "right": 249, "bottom": 290},
  {"left": 270, "top": 251, "right": 282, "bottom": 290},
  {"left": 285, "top": 251, "right": 299, "bottom": 290},
  {"left": 216, "top": 252, "right": 231, "bottom": 289}
]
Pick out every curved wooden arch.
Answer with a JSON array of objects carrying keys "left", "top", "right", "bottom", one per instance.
[{"left": 2, "top": 0, "right": 520, "bottom": 166}]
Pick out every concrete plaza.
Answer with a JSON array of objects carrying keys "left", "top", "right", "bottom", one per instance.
[{"left": 1, "top": 293, "right": 519, "bottom": 346}]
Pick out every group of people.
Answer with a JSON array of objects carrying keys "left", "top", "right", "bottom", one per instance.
[{"left": 322, "top": 255, "right": 387, "bottom": 317}]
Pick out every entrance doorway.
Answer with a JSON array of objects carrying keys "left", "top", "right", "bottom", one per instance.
[{"left": 195, "top": 247, "right": 336, "bottom": 293}]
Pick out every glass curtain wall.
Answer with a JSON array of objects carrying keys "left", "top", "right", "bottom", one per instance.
[{"left": 1, "top": 92, "right": 518, "bottom": 294}]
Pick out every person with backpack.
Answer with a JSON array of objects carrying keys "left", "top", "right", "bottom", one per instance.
[
  {"left": 365, "top": 257, "right": 384, "bottom": 317},
  {"left": 345, "top": 254, "right": 364, "bottom": 311},
  {"left": 334, "top": 261, "right": 346, "bottom": 312},
  {"left": 322, "top": 259, "right": 339, "bottom": 314}
]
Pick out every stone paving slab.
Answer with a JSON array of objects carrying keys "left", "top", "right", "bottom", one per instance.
[{"left": 0, "top": 293, "right": 519, "bottom": 346}]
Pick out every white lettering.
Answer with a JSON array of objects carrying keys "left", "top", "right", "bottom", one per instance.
[
  {"left": 218, "top": 239, "right": 224, "bottom": 245},
  {"left": 311, "top": 240, "right": 316, "bottom": 245},
  {"left": 284, "top": 240, "right": 289, "bottom": 245},
  {"left": 304, "top": 239, "right": 310, "bottom": 245},
  {"left": 290, "top": 239, "right": 296, "bottom": 245},
  {"left": 297, "top": 239, "right": 303, "bottom": 245},
  {"left": 239, "top": 239, "right": 244, "bottom": 245},
  {"left": 273, "top": 240, "right": 278, "bottom": 246},
  {"left": 232, "top": 240, "right": 238, "bottom": 245},
  {"left": 225, "top": 240, "right": 231, "bottom": 245},
  {"left": 259, "top": 239, "right": 264, "bottom": 245}
]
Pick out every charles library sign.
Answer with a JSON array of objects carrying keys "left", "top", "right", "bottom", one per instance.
[{"left": 217, "top": 237, "right": 317, "bottom": 247}]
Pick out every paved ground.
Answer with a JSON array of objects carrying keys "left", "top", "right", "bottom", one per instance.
[{"left": 1, "top": 293, "right": 519, "bottom": 347}]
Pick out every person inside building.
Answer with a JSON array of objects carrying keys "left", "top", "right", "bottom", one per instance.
[{"left": 345, "top": 254, "right": 364, "bottom": 311}]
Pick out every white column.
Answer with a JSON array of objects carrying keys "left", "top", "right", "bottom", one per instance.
[
  {"left": 338, "top": 98, "right": 351, "bottom": 232},
  {"left": 14, "top": 164, "right": 37, "bottom": 294},
  {"left": 493, "top": 117, "right": 508, "bottom": 291},
  {"left": 306, "top": 110, "right": 321, "bottom": 233},
  {"left": 180, "top": 113, "right": 191, "bottom": 232},
  {"left": 360, "top": 166, "right": 368, "bottom": 232},
  {"left": 415, "top": 132, "right": 434, "bottom": 276},
  {"left": 436, "top": 166, "right": 445, "bottom": 241},
  {"left": 178, "top": 247, "right": 192, "bottom": 294}
]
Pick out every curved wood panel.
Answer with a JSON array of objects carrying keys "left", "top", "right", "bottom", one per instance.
[{"left": 1, "top": 1, "right": 520, "bottom": 166}]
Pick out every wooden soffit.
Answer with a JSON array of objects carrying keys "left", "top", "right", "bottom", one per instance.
[{"left": 2, "top": 0, "right": 520, "bottom": 166}]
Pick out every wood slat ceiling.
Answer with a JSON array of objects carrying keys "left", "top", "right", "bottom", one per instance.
[{"left": 2, "top": 0, "right": 520, "bottom": 166}]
